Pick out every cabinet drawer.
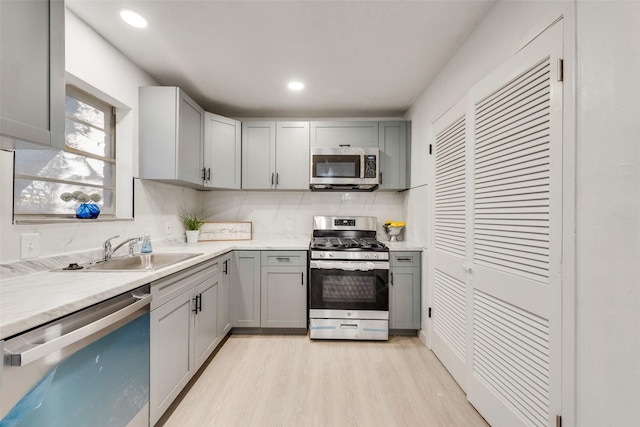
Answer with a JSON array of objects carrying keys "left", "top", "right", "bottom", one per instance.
[
  {"left": 261, "top": 251, "right": 307, "bottom": 266},
  {"left": 390, "top": 252, "right": 421, "bottom": 267},
  {"left": 151, "top": 257, "right": 221, "bottom": 309}
]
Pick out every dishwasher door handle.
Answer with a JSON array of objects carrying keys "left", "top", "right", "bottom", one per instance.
[{"left": 8, "top": 293, "right": 151, "bottom": 367}]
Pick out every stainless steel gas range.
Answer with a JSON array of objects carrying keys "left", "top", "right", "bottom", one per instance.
[{"left": 308, "top": 216, "right": 390, "bottom": 341}]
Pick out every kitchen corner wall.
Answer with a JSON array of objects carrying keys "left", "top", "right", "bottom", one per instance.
[
  {"left": 0, "top": 10, "right": 201, "bottom": 264},
  {"left": 201, "top": 190, "right": 406, "bottom": 238}
]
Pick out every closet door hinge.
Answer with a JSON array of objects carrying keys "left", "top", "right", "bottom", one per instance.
[
  {"left": 556, "top": 415, "right": 562, "bottom": 427},
  {"left": 557, "top": 58, "right": 564, "bottom": 82}
]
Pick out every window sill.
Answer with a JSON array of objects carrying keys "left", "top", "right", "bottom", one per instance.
[{"left": 14, "top": 216, "right": 134, "bottom": 225}]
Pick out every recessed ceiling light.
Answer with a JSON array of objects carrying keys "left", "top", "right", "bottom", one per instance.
[
  {"left": 120, "top": 10, "right": 148, "bottom": 28},
  {"left": 288, "top": 81, "right": 304, "bottom": 91}
]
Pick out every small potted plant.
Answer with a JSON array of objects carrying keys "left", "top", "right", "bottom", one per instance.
[{"left": 180, "top": 209, "right": 205, "bottom": 243}]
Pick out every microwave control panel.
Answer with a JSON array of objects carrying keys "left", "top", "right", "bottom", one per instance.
[{"left": 364, "top": 155, "right": 377, "bottom": 178}]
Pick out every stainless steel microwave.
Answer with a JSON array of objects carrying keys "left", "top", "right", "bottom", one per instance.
[{"left": 309, "top": 147, "right": 379, "bottom": 191}]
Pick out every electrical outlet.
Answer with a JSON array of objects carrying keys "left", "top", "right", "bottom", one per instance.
[
  {"left": 286, "top": 220, "right": 293, "bottom": 231},
  {"left": 21, "top": 233, "right": 40, "bottom": 259},
  {"left": 165, "top": 221, "right": 172, "bottom": 235}
]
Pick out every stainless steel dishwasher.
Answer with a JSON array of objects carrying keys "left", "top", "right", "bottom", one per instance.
[{"left": 0, "top": 285, "right": 151, "bottom": 427}]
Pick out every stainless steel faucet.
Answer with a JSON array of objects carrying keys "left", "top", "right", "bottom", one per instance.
[{"left": 103, "top": 235, "right": 142, "bottom": 260}]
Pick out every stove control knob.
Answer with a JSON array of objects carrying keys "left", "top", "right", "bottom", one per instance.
[
  {"left": 329, "top": 253, "right": 335, "bottom": 258},
  {"left": 319, "top": 252, "right": 325, "bottom": 258}
]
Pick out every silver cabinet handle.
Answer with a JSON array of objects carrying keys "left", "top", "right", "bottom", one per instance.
[
  {"left": 301, "top": 272, "right": 304, "bottom": 285},
  {"left": 276, "top": 173, "right": 279, "bottom": 185},
  {"left": 8, "top": 293, "right": 151, "bottom": 367},
  {"left": 271, "top": 173, "right": 274, "bottom": 185},
  {"left": 397, "top": 257, "right": 412, "bottom": 262},
  {"left": 276, "top": 257, "right": 291, "bottom": 262}
]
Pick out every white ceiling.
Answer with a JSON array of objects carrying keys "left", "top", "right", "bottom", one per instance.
[{"left": 66, "top": 0, "right": 495, "bottom": 118}]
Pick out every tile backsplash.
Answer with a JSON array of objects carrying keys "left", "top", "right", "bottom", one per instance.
[{"left": 201, "top": 190, "right": 407, "bottom": 238}]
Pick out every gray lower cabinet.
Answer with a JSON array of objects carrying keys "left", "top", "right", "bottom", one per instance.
[
  {"left": 389, "top": 252, "right": 421, "bottom": 330},
  {"left": 0, "top": 0, "right": 64, "bottom": 150},
  {"left": 310, "top": 121, "right": 379, "bottom": 147},
  {"left": 217, "top": 254, "right": 232, "bottom": 337},
  {"left": 203, "top": 112, "right": 241, "bottom": 189},
  {"left": 260, "top": 251, "right": 307, "bottom": 328},
  {"left": 242, "top": 121, "right": 309, "bottom": 190},
  {"left": 139, "top": 86, "right": 205, "bottom": 188},
  {"left": 150, "top": 257, "right": 225, "bottom": 424},
  {"left": 231, "top": 251, "right": 261, "bottom": 327},
  {"left": 378, "top": 121, "right": 410, "bottom": 191}
]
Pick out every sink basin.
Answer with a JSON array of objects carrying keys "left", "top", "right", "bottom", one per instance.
[{"left": 80, "top": 253, "right": 202, "bottom": 272}]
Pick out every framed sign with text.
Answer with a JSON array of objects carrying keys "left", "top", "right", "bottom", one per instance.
[{"left": 198, "top": 222, "right": 252, "bottom": 241}]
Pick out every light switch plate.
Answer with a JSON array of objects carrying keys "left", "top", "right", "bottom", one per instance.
[{"left": 21, "top": 233, "right": 40, "bottom": 259}]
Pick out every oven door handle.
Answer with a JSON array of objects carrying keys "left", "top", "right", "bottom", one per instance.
[{"left": 310, "top": 260, "right": 389, "bottom": 271}]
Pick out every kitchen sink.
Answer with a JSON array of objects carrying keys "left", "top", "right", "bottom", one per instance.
[{"left": 59, "top": 253, "right": 203, "bottom": 272}]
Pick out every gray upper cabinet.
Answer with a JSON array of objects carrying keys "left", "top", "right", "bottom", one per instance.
[
  {"left": 310, "top": 121, "right": 379, "bottom": 148},
  {"left": 242, "top": 121, "right": 309, "bottom": 190},
  {"left": 242, "top": 122, "right": 276, "bottom": 190},
  {"left": 203, "top": 112, "right": 241, "bottom": 190},
  {"left": 0, "top": 0, "right": 65, "bottom": 150},
  {"left": 378, "top": 121, "right": 410, "bottom": 191},
  {"left": 275, "top": 122, "right": 309, "bottom": 190},
  {"left": 139, "top": 86, "right": 205, "bottom": 188}
]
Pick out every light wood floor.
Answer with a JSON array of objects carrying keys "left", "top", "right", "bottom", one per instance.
[{"left": 161, "top": 335, "right": 488, "bottom": 427}]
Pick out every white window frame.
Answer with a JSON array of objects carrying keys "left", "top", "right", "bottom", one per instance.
[{"left": 13, "top": 84, "right": 118, "bottom": 221}]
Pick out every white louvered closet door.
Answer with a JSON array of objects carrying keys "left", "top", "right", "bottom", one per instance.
[
  {"left": 431, "top": 98, "right": 469, "bottom": 389},
  {"left": 465, "top": 21, "right": 563, "bottom": 427}
]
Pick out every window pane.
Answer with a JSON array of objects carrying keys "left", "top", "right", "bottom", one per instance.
[
  {"left": 65, "top": 119, "right": 113, "bottom": 158},
  {"left": 65, "top": 94, "right": 106, "bottom": 128},
  {"left": 14, "top": 178, "right": 114, "bottom": 215},
  {"left": 14, "top": 150, "right": 115, "bottom": 187}
]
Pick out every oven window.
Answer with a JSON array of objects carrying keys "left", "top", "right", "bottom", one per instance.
[
  {"left": 322, "top": 276, "right": 376, "bottom": 303},
  {"left": 313, "top": 155, "right": 360, "bottom": 178},
  {"left": 309, "top": 268, "right": 389, "bottom": 311}
]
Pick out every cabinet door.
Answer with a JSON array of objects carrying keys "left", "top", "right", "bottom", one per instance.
[
  {"left": 390, "top": 252, "right": 421, "bottom": 330},
  {"left": 231, "top": 251, "right": 261, "bottom": 327},
  {"left": 150, "top": 289, "right": 194, "bottom": 425},
  {"left": 193, "top": 273, "right": 220, "bottom": 370},
  {"left": 275, "top": 122, "right": 309, "bottom": 190},
  {"left": 261, "top": 266, "right": 307, "bottom": 328},
  {"left": 139, "top": 86, "right": 205, "bottom": 188},
  {"left": 217, "top": 255, "right": 232, "bottom": 338},
  {"left": 0, "top": 0, "right": 64, "bottom": 149},
  {"left": 390, "top": 266, "right": 421, "bottom": 330},
  {"left": 310, "top": 121, "right": 379, "bottom": 147},
  {"left": 177, "top": 90, "right": 205, "bottom": 186},
  {"left": 204, "top": 112, "right": 241, "bottom": 189},
  {"left": 242, "top": 122, "right": 276, "bottom": 189},
  {"left": 378, "top": 121, "right": 409, "bottom": 190}
]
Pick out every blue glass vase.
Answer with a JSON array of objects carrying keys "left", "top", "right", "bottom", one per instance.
[{"left": 76, "top": 203, "right": 100, "bottom": 219}]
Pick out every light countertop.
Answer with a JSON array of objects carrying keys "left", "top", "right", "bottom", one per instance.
[{"left": 0, "top": 236, "right": 422, "bottom": 340}]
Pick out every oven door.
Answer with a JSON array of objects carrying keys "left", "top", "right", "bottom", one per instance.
[{"left": 309, "top": 260, "right": 389, "bottom": 312}]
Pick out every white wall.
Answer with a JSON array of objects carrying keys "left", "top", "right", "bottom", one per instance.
[
  {"left": 0, "top": 10, "right": 200, "bottom": 263},
  {"left": 575, "top": 1, "right": 640, "bottom": 425}
]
